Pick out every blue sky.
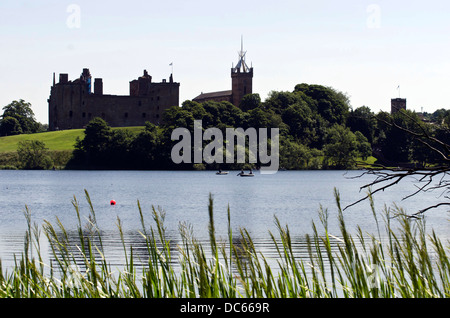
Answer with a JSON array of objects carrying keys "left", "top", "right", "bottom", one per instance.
[{"left": 1, "top": 0, "right": 450, "bottom": 124}]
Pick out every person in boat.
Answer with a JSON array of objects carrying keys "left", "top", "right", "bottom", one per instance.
[
  {"left": 249, "top": 169, "right": 253, "bottom": 175},
  {"left": 238, "top": 169, "right": 244, "bottom": 176}
]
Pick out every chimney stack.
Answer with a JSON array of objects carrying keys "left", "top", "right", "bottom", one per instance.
[{"left": 94, "top": 78, "right": 103, "bottom": 95}]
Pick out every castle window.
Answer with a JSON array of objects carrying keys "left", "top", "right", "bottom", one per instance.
[
  {"left": 88, "top": 113, "right": 92, "bottom": 118},
  {"left": 142, "top": 113, "right": 146, "bottom": 118},
  {"left": 124, "top": 112, "right": 128, "bottom": 118},
  {"left": 82, "top": 112, "right": 86, "bottom": 118},
  {"left": 157, "top": 96, "right": 160, "bottom": 101},
  {"left": 69, "top": 111, "right": 73, "bottom": 118},
  {"left": 156, "top": 114, "right": 159, "bottom": 119},
  {"left": 138, "top": 101, "right": 142, "bottom": 106}
]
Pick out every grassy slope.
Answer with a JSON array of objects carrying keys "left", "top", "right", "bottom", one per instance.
[
  {"left": 0, "top": 127, "right": 144, "bottom": 153},
  {"left": 0, "top": 130, "right": 85, "bottom": 153}
]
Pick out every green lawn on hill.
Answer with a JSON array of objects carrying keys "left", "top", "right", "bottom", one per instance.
[
  {"left": 0, "top": 127, "right": 145, "bottom": 153},
  {"left": 0, "top": 129, "right": 84, "bottom": 153}
]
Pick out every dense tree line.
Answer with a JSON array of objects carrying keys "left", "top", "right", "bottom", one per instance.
[
  {"left": 68, "top": 84, "right": 375, "bottom": 170},
  {"left": 65, "top": 84, "right": 371, "bottom": 169},
  {"left": 68, "top": 83, "right": 450, "bottom": 170},
  {"left": 3, "top": 84, "right": 449, "bottom": 171}
]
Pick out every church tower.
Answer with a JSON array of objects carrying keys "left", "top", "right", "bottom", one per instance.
[{"left": 231, "top": 37, "right": 253, "bottom": 107}]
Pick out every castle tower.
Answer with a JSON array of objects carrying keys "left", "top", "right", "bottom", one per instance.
[
  {"left": 391, "top": 98, "right": 406, "bottom": 114},
  {"left": 80, "top": 68, "right": 92, "bottom": 94},
  {"left": 231, "top": 37, "right": 253, "bottom": 107}
]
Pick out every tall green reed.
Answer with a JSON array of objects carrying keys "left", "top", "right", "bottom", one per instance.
[{"left": 0, "top": 189, "right": 448, "bottom": 298}]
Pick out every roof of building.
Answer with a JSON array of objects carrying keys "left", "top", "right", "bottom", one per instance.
[{"left": 193, "top": 90, "right": 232, "bottom": 100}]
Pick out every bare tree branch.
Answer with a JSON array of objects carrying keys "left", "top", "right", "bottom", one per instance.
[{"left": 345, "top": 109, "right": 449, "bottom": 216}]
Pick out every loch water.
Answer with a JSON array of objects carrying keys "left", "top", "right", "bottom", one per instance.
[{"left": 0, "top": 170, "right": 448, "bottom": 270}]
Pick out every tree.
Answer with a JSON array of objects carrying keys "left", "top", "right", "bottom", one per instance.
[
  {"left": 280, "top": 137, "right": 314, "bottom": 169},
  {"left": 347, "top": 106, "right": 377, "bottom": 144},
  {"left": 17, "top": 140, "right": 53, "bottom": 170},
  {"left": 262, "top": 91, "right": 302, "bottom": 115},
  {"left": 131, "top": 122, "right": 161, "bottom": 169},
  {"left": 294, "top": 84, "right": 350, "bottom": 125},
  {"left": 240, "top": 93, "right": 261, "bottom": 112},
  {"left": 0, "top": 116, "right": 22, "bottom": 136},
  {"left": 347, "top": 110, "right": 449, "bottom": 216},
  {"left": 323, "top": 124, "right": 370, "bottom": 169},
  {"left": 323, "top": 124, "right": 359, "bottom": 169},
  {"left": 1, "top": 99, "right": 39, "bottom": 135},
  {"left": 281, "top": 101, "right": 316, "bottom": 144},
  {"left": 80, "top": 117, "right": 112, "bottom": 151},
  {"left": 106, "top": 128, "right": 135, "bottom": 168},
  {"left": 430, "top": 108, "right": 450, "bottom": 125},
  {"left": 162, "top": 106, "right": 196, "bottom": 131},
  {"left": 73, "top": 117, "right": 112, "bottom": 167},
  {"left": 354, "top": 131, "right": 372, "bottom": 160},
  {"left": 374, "top": 110, "right": 425, "bottom": 165}
]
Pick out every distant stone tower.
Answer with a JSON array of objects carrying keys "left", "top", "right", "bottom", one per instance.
[
  {"left": 231, "top": 37, "right": 253, "bottom": 107},
  {"left": 391, "top": 98, "right": 406, "bottom": 114},
  {"left": 193, "top": 37, "right": 253, "bottom": 107}
]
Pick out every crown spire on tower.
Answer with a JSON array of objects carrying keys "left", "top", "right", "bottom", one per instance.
[{"left": 233, "top": 35, "right": 250, "bottom": 73}]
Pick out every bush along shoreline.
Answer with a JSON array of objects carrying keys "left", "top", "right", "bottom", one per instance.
[{"left": 0, "top": 190, "right": 448, "bottom": 298}]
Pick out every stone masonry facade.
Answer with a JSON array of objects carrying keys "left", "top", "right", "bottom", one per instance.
[{"left": 48, "top": 68, "right": 180, "bottom": 130}]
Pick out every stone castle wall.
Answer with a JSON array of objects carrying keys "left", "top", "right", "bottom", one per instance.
[{"left": 48, "top": 69, "right": 179, "bottom": 130}]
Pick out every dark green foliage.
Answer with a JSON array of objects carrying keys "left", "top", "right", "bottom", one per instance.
[
  {"left": 294, "top": 84, "right": 350, "bottom": 125},
  {"left": 373, "top": 110, "right": 427, "bottom": 165},
  {"left": 280, "top": 138, "right": 321, "bottom": 169},
  {"left": 130, "top": 122, "right": 161, "bottom": 169},
  {"left": 80, "top": 117, "right": 112, "bottom": 153},
  {"left": 71, "top": 117, "right": 113, "bottom": 168},
  {"left": 239, "top": 93, "right": 261, "bottom": 112},
  {"left": 354, "top": 131, "right": 372, "bottom": 160},
  {"left": 0, "top": 116, "right": 22, "bottom": 136},
  {"left": 281, "top": 101, "right": 316, "bottom": 144},
  {"left": 347, "top": 106, "right": 377, "bottom": 144},
  {"left": 0, "top": 100, "right": 40, "bottom": 136},
  {"left": 17, "top": 140, "right": 53, "bottom": 170},
  {"left": 262, "top": 91, "right": 302, "bottom": 115},
  {"left": 323, "top": 124, "right": 371, "bottom": 169}
]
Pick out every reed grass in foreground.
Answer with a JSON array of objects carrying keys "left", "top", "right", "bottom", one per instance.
[{"left": 0, "top": 189, "right": 448, "bottom": 298}]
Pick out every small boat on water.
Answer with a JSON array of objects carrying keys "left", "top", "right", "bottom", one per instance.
[
  {"left": 237, "top": 170, "right": 255, "bottom": 177},
  {"left": 216, "top": 171, "right": 229, "bottom": 175}
]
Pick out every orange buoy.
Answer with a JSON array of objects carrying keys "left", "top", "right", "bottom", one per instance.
[{"left": 110, "top": 200, "right": 116, "bottom": 206}]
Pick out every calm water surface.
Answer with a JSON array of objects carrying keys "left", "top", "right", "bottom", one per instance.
[{"left": 0, "top": 170, "right": 448, "bottom": 270}]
